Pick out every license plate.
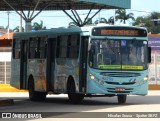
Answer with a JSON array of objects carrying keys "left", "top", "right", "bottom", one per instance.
[{"left": 115, "top": 88, "right": 125, "bottom": 92}]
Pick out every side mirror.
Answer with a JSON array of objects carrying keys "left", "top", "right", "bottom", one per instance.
[{"left": 148, "top": 47, "right": 151, "bottom": 63}]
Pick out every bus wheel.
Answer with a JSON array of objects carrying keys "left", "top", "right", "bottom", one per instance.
[
  {"left": 68, "top": 81, "right": 84, "bottom": 104},
  {"left": 28, "top": 79, "right": 46, "bottom": 101},
  {"left": 117, "top": 95, "right": 127, "bottom": 104}
]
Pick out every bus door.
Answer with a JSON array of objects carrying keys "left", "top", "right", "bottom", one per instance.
[
  {"left": 79, "top": 36, "right": 89, "bottom": 93},
  {"left": 46, "top": 38, "right": 56, "bottom": 92},
  {"left": 20, "top": 40, "right": 28, "bottom": 89}
]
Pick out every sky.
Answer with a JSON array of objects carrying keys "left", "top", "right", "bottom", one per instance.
[{"left": 0, "top": 0, "right": 160, "bottom": 30}]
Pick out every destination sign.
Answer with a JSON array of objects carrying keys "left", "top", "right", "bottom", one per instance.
[
  {"left": 101, "top": 30, "right": 138, "bottom": 36},
  {"left": 92, "top": 27, "right": 147, "bottom": 37}
]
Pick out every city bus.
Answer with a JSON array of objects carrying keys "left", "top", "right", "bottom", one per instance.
[{"left": 10, "top": 25, "right": 151, "bottom": 104}]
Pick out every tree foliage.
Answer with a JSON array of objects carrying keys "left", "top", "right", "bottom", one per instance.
[
  {"left": 13, "top": 26, "right": 24, "bottom": 32},
  {"left": 32, "top": 20, "right": 46, "bottom": 30},
  {"left": 133, "top": 12, "right": 160, "bottom": 33},
  {"left": 94, "top": 17, "right": 108, "bottom": 24},
  {"left": 68, "top": 17, "right": 114, "bottom": 28},
  {"left": 115, "top": 9, "right": 135, "bottom": 24}
]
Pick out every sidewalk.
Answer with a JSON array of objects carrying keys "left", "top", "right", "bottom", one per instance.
[
  {"left": 0, "top": 91, "right": 159, "bottom": 98},
  {"left": 148, "top": 90, "right": 160, "bottom": 95},
  {"left": 0, "top": 84, "right": 160, "bottom": 92}
]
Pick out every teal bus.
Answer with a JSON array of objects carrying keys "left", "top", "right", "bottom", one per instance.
[{"left": 10, "top": 25, "right": 151, "bottom": 104}]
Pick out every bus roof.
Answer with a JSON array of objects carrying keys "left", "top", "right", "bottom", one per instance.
[
  {"left": 13, "top": 27, "right": 83, "bottom": 38},
  {"left": 13, "top": 25, "right": 147, "bottom": 38}
]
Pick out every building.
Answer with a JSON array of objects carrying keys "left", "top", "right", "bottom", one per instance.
[{"left": 148, "top": 34, "right": 160, "bottom": 84}]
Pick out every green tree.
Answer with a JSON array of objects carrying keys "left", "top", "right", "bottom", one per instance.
[
  {"left": 13, "top": 26, "right": 24, "bottom": 32},
  {"left": 68, "top": 18, "right": 93, "bottom": 28},
  {"left": 32, "top": 20, "right": 46, "bottom": 30},
  {"left": 133, "top": 16, "right": 152, "bottom": 29},
  {"left": 68, "top": 17, "right": 114, "bottom": 27},
  {"left": 115, "top": 9, "right": 135, "bottom": 24},
  {"left": 133, "top": 12, "right": 160, "bottom": 33},
  {"left": 94, "top": 17, "right": 108, "bottom": 24},
  {"left": 108, "top": 16, "right": 114, "bottom": 25}
]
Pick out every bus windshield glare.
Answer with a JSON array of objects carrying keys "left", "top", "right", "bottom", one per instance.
[{"left": 89, "top": 39, "right": 148, "bottom": 70}]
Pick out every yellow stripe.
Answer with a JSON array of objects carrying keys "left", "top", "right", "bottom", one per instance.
[{"left": 0, "top": 84, "right": 27, "bottom": 92}]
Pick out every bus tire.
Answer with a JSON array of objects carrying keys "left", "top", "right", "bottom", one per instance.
[
  {"left": 67, "top": 80, "right": 84, "bottom": 104},
  {"left": 28, "top": 78, "right": 46, "bottom": 101},
  {"left": 117, "top": 95, "right": 127, "bottom": 104}
]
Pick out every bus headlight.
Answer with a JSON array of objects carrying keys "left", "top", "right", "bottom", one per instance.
[
  {"left": 90, "top": 74, "right": 95, "bottom": 80},
  {"left": 89, "top": 73, "right": 104, "bottom": 85},
  {"left": 136, "top": 76, "right": 148, "bottom": 86}
]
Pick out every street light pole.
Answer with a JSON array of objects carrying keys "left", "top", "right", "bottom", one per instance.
[
  {"left": 7, "top": 11, "right": 10, "bottom": 39},
  {"left": 20, "top": 11, "right": 22, "bottom": 32}
]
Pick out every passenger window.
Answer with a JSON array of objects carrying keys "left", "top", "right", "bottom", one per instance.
[
  {"left": 39, "top": 37, "right": 47, "bottom": 59},
  {"left": 29, "top": 38, "right": 39, "bottom": 59},
  {"left": 56, "top": 34, "right": 80, "bottom": 59},
  {"left": 13, "top": 39, "right": 21, "bottom": 59},
  {"left": 68, "top": 34, "right": 80, "bottom": 58},
  {"left": 56, "top": 35, "right": 68, "bottom": 58}
]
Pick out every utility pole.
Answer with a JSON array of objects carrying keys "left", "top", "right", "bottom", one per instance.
[
  {"left": 19, "top": 11, "right": 22, "bottom": 32},
  {"left": 7, "top": 11, "right": 10, "bottom": 39}
]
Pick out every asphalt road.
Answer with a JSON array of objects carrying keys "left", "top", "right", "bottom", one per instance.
[{"left": 0, "top": 91, "right": 160, "bottom": 121}]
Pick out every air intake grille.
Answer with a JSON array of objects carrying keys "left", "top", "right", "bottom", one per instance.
[
  {"left": 100, "top": 72, "right": 140, "bottom": 77},
  {"left": 105, "top": 81, "right": 136, "bottom": 85}
]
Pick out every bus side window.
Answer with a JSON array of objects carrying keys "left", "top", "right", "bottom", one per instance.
[
  {"left": 68, "top": 34, "right": 80, "bottom": 58},
  {"left": 39, "top": 37, "right": 47, "bottom": 59},
  {"left": 56, "top": 37, "right": 60, "bottom": 58},
  {"left": 29, "top": 38, "right": 39, "bottom": 59},
  {"left": 56, "top": 35, "right": 68, "bottom": 58},
  {"left": 13, "top": 39, "right": 21, "bottom": 59}
]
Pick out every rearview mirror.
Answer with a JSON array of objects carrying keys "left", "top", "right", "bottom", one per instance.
[{"left": 148, "top": 47, "right": 151, "bottom": 63}]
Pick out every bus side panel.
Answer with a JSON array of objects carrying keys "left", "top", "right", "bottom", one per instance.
[
  {"left": 54, "top": 59, "right": 67, "bottom": 93},
  {"left": 54, "top": 34, "right": 81, "bottom": 93},
  {"left": 10, "top": 59, "right": 21, "bottom": 89},
  {"left": 10, "top": 38, "right": 21, "bottom": 89},
  {"left": 27, "top": 59, "right": 47, "bottom": 92},
  {"left": 54, "top": 59, "right": 79, "bottom": 93}
]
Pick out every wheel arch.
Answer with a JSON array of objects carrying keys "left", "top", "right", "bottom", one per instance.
[
  {"left": 27, "top": 74, "right": 34, "bottom": 90},
  {"left": 67, "top": 75, "right": 76, "bottom": 93}
]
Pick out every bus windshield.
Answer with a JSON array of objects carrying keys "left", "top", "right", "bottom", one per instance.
[{"left": 89, "top": 39, "right": 148, "bottom": 70}]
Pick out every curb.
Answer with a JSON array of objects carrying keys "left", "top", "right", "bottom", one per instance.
[
  {"left": 148, "top": 84, "right": 160, "bottom": 90},
  {"left": 0, "top": 99, "right": 14, "bottom": 106},
  {"left": 0, "top": 84, "right": 27, "bottom": 92}
]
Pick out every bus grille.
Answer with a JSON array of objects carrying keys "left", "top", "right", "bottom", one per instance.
[
  {"left": 105, "top": 81, "right": 136, "bottom": 85},
  {"left": 107, "top": 88, "right": 133, "bottom": 93},
  {"left": 100, "top": 72, "right": 140, "bottom": 77}
]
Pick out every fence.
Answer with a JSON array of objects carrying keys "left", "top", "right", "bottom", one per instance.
[
  {"left": 0, "top": 47, "right": 11, "bottom": 84},
  {"left": 0, "top": 62, "right": 10, "bottom": 84},
  {"left": 148, "top": 52, "right": 160, "bottom": 84}
]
